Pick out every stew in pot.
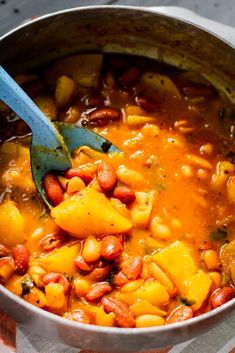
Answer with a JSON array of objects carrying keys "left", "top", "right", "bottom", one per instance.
[{"left": 0, "top": 53, "right": 234, "bottom": 328}]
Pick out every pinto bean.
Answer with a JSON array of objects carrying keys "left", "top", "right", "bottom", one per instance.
[
  {"left": 113, "top": 271, "right": 129, "bottom": 287},
  {"left": 210, "top": 286, "right": 235, "bottom": 309},
  {"left": 102, "top": 297, "right": 135, "bottom": 328},
  {"left": 166, "top": 306, "right": 193, "bottom": 324},
  {"left": 42, "top": 173, "right": 64, "bottom": 206},
  {"left": 40, "top": 233, "right": 63, "bottom": 251},
  {"left": 88, "top": 108, "right": 120, "bottom": 126},
  {"left": 87, "top": 264, "right": 112, "bottom": 281},
  {"left": 97, "top": 161, "right": 117, "bottom": 193},
  {"left": 0, "top": 245, "right": 10, "bottom": 258},
  {"left": 113, "top": 186, "right": 136, "bottom": 204},
  {"left": 182, "top": 85, "right": 216, "bottom": 99},
  {"left": 86, "top": 282, "right": 112, "bottom": 302},
  {"left": 12, "top": 244, "right": 29, "bottom": 275},
  {"left": 74, "top": 255, "right": 93, "bottom": 273},
  {"left": 119, "top": 67, "right": 141, "bottom": 86},
  {"left": 42, "top": 272, "right": 70, "bottom": 295},
  {"left": 103, "top": 71, "right": 116, "bottom": 88},
  {"left": 122, "top": 256, "right": 143, "bottom": 280},
  {"left": 65, "top": 168, "right": 93, "bottom": 185},
  {"left": 64, "top": 309, "right": 93, "bottom": 324},
  {"left": 136, "top": 96, "right": 160, "bottom": 112},
  {"left": 101, "top": 236, "right": 123, "bottom": 260}
]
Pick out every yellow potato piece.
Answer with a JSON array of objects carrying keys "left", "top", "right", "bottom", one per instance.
[
  {"left": 182, "top": 270, "right": 212, "bottom": 311},
  {"left": 0, "top": 201, "right": 25, "bottom": 247},
  {"left": 153, "top": 241, "right": 197, "bottom": 292},
  {"left": 51, "top": 188, "right": 132, "bottom": 237},
  {"left": 45, "top": 54, "right": 103, "bottom": 88},
  {"left": 37, "top": 243, "right": 80, "bottom": 273},
  {"left": 55, "top": 75, "right": 76, "bottom": 107},
  {"left": 139, "top": 72, "right": 181, "bottom": 99},
  {"left": 130, "top": 300, "right": 167, "bottom": 317}
]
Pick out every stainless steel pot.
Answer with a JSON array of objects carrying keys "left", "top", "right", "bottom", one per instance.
[{"left": 0, "top": 6, "right": 235, "bottom": 352}]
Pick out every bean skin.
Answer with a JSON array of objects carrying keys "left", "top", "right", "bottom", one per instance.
[
  {"left": 12, "top": 244, "right": 29, "bottom": 275},
  {"left": 42, "top": 272, "right": 70, "bottom": 295},
  {"left": 65, "top": 168, "right": 93, "bottom": 185},
  {"left": 86, "top": 282, "right": 112, "bottom": 302},
  {"left": 88, "top": 108, "right": 120, "bottom": 126},
  {"left": 136, "top": 96, "right": 159, "bottom": 112},
  {"left": 166, "top": 306, "right": 193, "bottom": 324},
  {"left": 97, "top": 161, "right": 117, "bottom": 193},
  {"left": 210, "top": 286, "right": 235, "bottom": 309},
  {"left": 113, "top": 186, "right": 136, "bottom": 204},
  {"left": 42, "top": 173, "right": 64, "bottom": 206},
  {"left": 119, "top": 67, "right": 141, "bottom": 86},
  {"left": 40, "top": 233, "right": 63, "bottom": 251},
  {"left": 102, "top": 297, "right": 135, "bottom": 328},
  {"left": 101, "top": 236, "right": 123, "bottom": 260}
]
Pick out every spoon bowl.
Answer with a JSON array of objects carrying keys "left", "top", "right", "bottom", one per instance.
[{"left": 0, "top": 65, "right": 120, "bottom": 207}]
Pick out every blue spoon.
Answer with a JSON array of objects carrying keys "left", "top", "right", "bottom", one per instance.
[{"left": 0, "top": 65, "right": 119, "bottom": 207}]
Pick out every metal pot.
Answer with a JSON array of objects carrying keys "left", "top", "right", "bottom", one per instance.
[{"left": 0, "top": 6, "right": 234, "bottom": 352}]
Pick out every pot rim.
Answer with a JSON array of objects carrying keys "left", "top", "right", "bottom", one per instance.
[
  {"left": 0, "top": 5, "right": 234, "bottom": 49},
  {"left": 0, "top": 4, "right": 234, "bottom": 337}
]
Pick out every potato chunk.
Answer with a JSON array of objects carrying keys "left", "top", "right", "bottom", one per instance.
[
  {"left": 36, "top": 243, "right": 80, "bottom": 273},
  {"left": 181, "top": 270, "right": 212, "bottom": 311},
  {"left": 138, "top": 72, "right": 181, "bottom": 99},
  {"left": 153, "top": 241, "right": 197, "bottom": 292},
  {"left": 0, "top": 201, "right": 25, "bottom": 247},
  {"left": 51, "top": 187, "right": 132, "bottom": 237},
  {"left": 45, "top": 54, "right": 103, "bottom": 88}
]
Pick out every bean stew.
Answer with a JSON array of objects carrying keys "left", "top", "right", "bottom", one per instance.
[{"left": 0, "top": 53, "right": 235, "bottom": 328}]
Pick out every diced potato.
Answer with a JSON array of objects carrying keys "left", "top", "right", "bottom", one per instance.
[
  {"left": 130, "top": 300, "right": 167, "bottom": 317},
  {"left": 126, "top": 115, "right": 157, "bottom": 127},
  {"left": 153, "top": 241, "right": 197, "bottom": 292},
  {"left": 45, "top": 283, "right": 66, "bottom": 309},
  {"left": 25, "top": 287, "right": 47, "bottom": 308},
  {"left": 51, "top": 187, "right": 132, "bottom": 237},
  {"left": 55, "top": 75, "right": 76, "bottom": 107},
  {"left": 136, "top": 314, "right": 165, "bottom": 327},
  {"left": 0, "top": 201, "right": 25, "bottom": 247},
  {"left": 138, "top": 72, "right": 181, "bottom": 99},
  {"left": 45, "top": 54, "right": 103, "bottom": 88},
  {"left": 96, "top": 307, "right": 115, "bottom": 327},
  {"left": 36, "top": 243, "right": 80, "bottom": 273},
  {"left": 110, "top": 198, "right": 130, "bottom": 218},
  {"left": 34, "top": 96, "right": 57, "bottom": 119},
  {"left": 5, "top": 274, "right": 23, "bottom": 296},
  {"left": 125, "top": 105, "right": 146, "bottom": 116},
  {"left": 181, "top": 270, "right": 212, "bottom": 311},
  {"left": 130, "top": 191, "right": 154, "bottom": 228},
  {"left": 119, "top": 280, "right": 169, "bottom": 306}
]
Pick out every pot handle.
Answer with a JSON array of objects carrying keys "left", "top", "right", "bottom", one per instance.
[{"left": 149, "top": 6, "right": 235, "bottom": 47}]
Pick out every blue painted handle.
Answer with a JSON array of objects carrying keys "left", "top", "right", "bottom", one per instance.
[{"left": 0, "top": 65, "right": 63, "bottom": 150}]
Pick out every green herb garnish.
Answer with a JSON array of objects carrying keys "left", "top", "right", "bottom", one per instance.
[
  {"left": 210, "top": 228, "right": 228, "bottom": 241},
  {"left": 21, "top": 276, "right": 34, "bottom": 295}
]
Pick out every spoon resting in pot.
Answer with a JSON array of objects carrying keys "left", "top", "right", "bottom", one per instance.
[{"left": 0, "top": 65, "right": 120, "bottom": 207}]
